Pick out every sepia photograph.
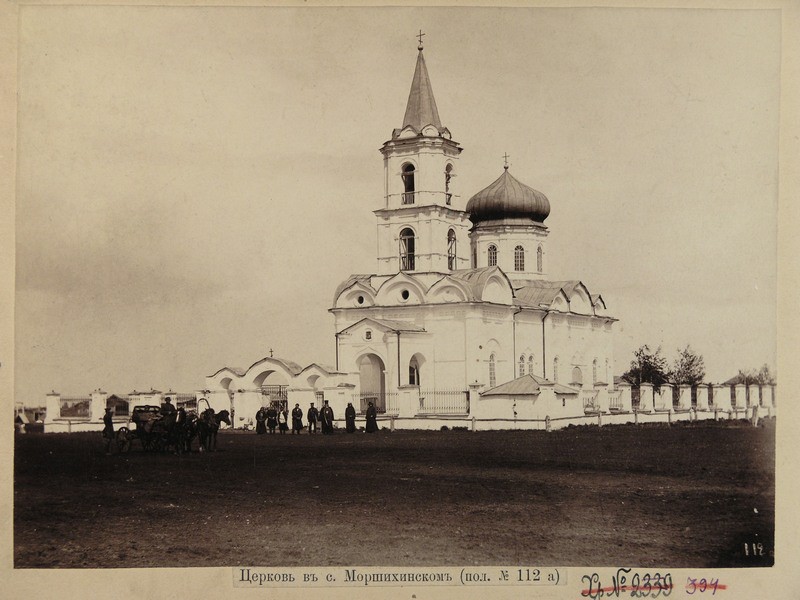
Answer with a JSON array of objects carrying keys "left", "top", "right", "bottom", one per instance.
[{"left": 4, "top": 1, "right": 798, "bottom": 598}]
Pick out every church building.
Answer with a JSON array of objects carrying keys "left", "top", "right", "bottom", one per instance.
[{"left": 329, "top": 39, "right": 617, "bottom": 419}]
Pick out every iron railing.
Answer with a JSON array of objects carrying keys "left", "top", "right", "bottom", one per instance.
[
  {"left": 418, "top": 389, "right": 469, "bottom": 415},
  {"left": 581, "top": 390, "right": 599, "bottom": 413},
  {"left": 608, "top": 390, "right": 623, "bottom": 411},
  {"left": 355, "top": 392, "right": 399, "bottom": 415}
]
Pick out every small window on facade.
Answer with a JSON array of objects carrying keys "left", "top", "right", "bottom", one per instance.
[
  {"left": 488, "top": 245, "right": 498, "bottom": 267},
  {"left": 537, "top": 245, "right": 543, "bottom": 272},
  {"left": 399, "top": 229, "right": 415, "bottom": 271},
  {"left": 489, "top": 353, "right": 496, "bottom": 388},
  {"left": 519, "top": 355, "right": 525, "bottom": 377},
  {"left": 527, "top": 356, "right": 534, "bottom": 375},
  {"left": 365, "top": 330, "right": 372, "bottom": 340},
  {"left": 472, "top": 247, "right": 477, "bottom": 269},
  {"left": 357, "top": 295, "right": 364, "bottom": 305},
  {"left": 445, "top": 164, "right": 453, "bottom": 205},
  {"left": 553, "top": 357, "right": 559, "bottom": 383},
  {"left": 514, "top": 245, "right": 525, "bottom": 271},
  {"left": 401, "top": 164, "right": 415, "bottom": 204},
  {"left": 593, "top": 359, "right": 598, "bottom": 384},
  {"left": 447, "top": 229, "right": 457, "bottom": 271},
  {"left": 401, "top": 289, "right": 410, "bottom": 300}
]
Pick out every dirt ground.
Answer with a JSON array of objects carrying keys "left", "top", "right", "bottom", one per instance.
[{"left": 14, "top": 419, "right": 774, "bottom": 568}]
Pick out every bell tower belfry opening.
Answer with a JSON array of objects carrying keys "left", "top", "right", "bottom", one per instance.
[{"left": 375, "top": 36, "right": 471, "bottom": 275}]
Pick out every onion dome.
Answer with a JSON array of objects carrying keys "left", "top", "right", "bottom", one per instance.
[{"left": 466, "top": 167, "right": 551, "bottom": 224}]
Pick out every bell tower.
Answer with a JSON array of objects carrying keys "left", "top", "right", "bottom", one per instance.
[{"left": 375, "top": 35, "right": 471, "bottom": 275}]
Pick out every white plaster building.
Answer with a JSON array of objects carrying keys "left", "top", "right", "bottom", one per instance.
[{"left": 329, "top": 42, "right": 617, "bottom": 418}]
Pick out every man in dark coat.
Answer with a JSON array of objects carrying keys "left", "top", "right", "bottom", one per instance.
[
  {"left": 320, "top": 401, "right": 334, "bottom": 434},
  {"left": 365, "top": 401, "right": 379, "bottom": 433},
  {"left": 291, "top": 403, "right": 303, "bottom": 434},
  {"left": 345, "top": 402, "right": 357, "bottom": 433},
  {"left": 255, "top": 407, "right": 267, "bottom": 434},
  {"left": 160, "top": 397, "right": 176, "bottom": 416},
  {"left": 266, "top": 405, "right": 278, "bottom": 434},
  {"left": 307, "top": 403, "right": 319, "bottom": 434},
  {"left": 102, "top": 407, "right": 115, "bottom": 454}
]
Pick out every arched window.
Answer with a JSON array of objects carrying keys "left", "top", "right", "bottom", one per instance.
[
  {"left": 519, "top": 355, "right": 525, "bottom": 377},
  {"left": 401, "top": 163, "right": 415, "bottom": 204},
  {"left": 527, "top": 355, "right": 534, "bottom": 375},
  {"left": 399, "top": 228, "right": 415, "bottom": 271},
  {"left": 445, "top": 164, "right": 453, "bottom": 205},
  {"left": 487, "top": 245, "right": 498, "bottom": 267},
  {"left": 572, "top": 366, "right": 583, "bottom": 387},
  {"left": 409, "top": 357, "right": 420, "bottom": 386},
  {"left": 447, "top": 229, "right": 457, "bottom": 271},
  {"left": 489, "top": 353, "right": 496, "bottom": 388},
  {"left": 537, "top": 245, "right": 543, "bottom": 272},
  {"left": 553, "top": 357, "right": 559, "bottom": 383},
  {"left": 593, "top": 359, "right": 598, "bottom": 385},
  {"left": 514, "top": 245, "right": 525, "bottom": 271},
  {"left": 471, "top": 247, "right": 477, "bottom": 269}
]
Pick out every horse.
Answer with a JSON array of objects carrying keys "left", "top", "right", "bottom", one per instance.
[{"left": 197, "top": 408, "right": 231, "bottom": 452}]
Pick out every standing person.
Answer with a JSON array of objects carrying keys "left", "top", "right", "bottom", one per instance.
[
  {"left": 320, "top": 400, "right": 334, "bottom": 434},
  {"left": 278, "top": 407, "right": 289, "bottom": 434},
  {"left": 345, "top": 402, "right": 356, "bottom": 433},
  {"left": 255, "top": 406, "right": 267, "bottom": 435},
  {"left": 291, "top": 403, "right": 303, "bottom": 434},
  {"left": 307, "top": 402, "right": 319, "bottom": 434},
  {"left": 365, "top": 401, "right": 379, "bottom": 433},
  {"left": 102, "top": 406, "right": 115, "bottom": 454},
  {"left": 266, "top": 404, "right": 278, "bottom": 434},
  {"left": 160, "top": 396, "right": 176, "bottom": 416}
]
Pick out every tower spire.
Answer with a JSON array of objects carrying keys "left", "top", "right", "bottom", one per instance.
[{"left": 402, "top": 34, "right": 442, "bottom": 131}]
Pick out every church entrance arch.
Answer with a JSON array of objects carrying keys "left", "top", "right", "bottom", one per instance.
[{"left": 357, "top": 353, "right": 386, "bottom": 413}]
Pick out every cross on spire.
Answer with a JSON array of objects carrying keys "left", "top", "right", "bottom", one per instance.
[
  {"left": 417, "top": 29, "right": 426, "bottom": 50},
  {"left": 269, "top": 348, "right": 274, "bottom": 358},
  {"left": 503, "top": 153, "right": 510, "bottom": 170}
]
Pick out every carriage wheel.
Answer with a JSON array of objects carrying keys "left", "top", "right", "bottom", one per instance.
[{"left": 116, "top": 427, "right": 131, "bottom": 453}]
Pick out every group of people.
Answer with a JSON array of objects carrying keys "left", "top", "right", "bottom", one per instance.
[{"left": 254, "top": 400, "right": 379, "bottom": 435}]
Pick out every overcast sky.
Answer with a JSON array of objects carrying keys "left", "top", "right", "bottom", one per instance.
[{"left": 15, "top": 6, "right": 780, "bottom": 403}]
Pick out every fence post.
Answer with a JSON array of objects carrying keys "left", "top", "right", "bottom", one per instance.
[
  {"left": 471, "top": 416, "right": 476, "bottom": 432},
  {"left": 668, "top": 409, "right": 672, "bottom": 426},
  {"left": 545, "top": 415, "right": 551, "bottom": 432},
  {"left": 634, "top": 410, "right": 639, "bottom": 425},
  {"left": 390, "top": 416, "right": 395, "bottom": 431},
  {"left": 597, "top": 413, "right": 602, "bottom": 427}
]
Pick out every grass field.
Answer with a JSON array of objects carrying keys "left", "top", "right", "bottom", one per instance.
[{"left": 14, "top": 420, "right": 775, "bottom": 569}]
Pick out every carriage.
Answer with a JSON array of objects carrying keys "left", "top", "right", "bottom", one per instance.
[
  {"left": 114, "top": 403, "right": 230, "bottom": 453},
  {"left": 115, "top": 405, "right": 184, "bottom": 453}
]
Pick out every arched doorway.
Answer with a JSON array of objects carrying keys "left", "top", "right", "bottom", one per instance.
[{"left": 358, "top": 353, "right": 386, "bottom": 413}]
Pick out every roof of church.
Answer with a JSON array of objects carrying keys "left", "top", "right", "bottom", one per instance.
[
  {"left": 332, "top": 274, "right": 374, "bottom": 304},
  {"left": 514, "top": 280, "right": 579, "bottom": 308},
  {"left": 482, "top": 373, "right": 580, "bottom": 396},
  {"left": 466, "top": 167, "right": 551, "bottom": 224},
  {"left": 449, "top": 266, "right": 512, "bottom": 299},
  {"left": 339, "top": 317, "right": 426, "bottom": 335},
  {"left": 401, "top": 48, "right": 444, "bottom": 133}
]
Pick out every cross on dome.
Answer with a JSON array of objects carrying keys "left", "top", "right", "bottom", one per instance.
[{"left": 417, "top": 29, "right": 425, "bottom": 50}]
